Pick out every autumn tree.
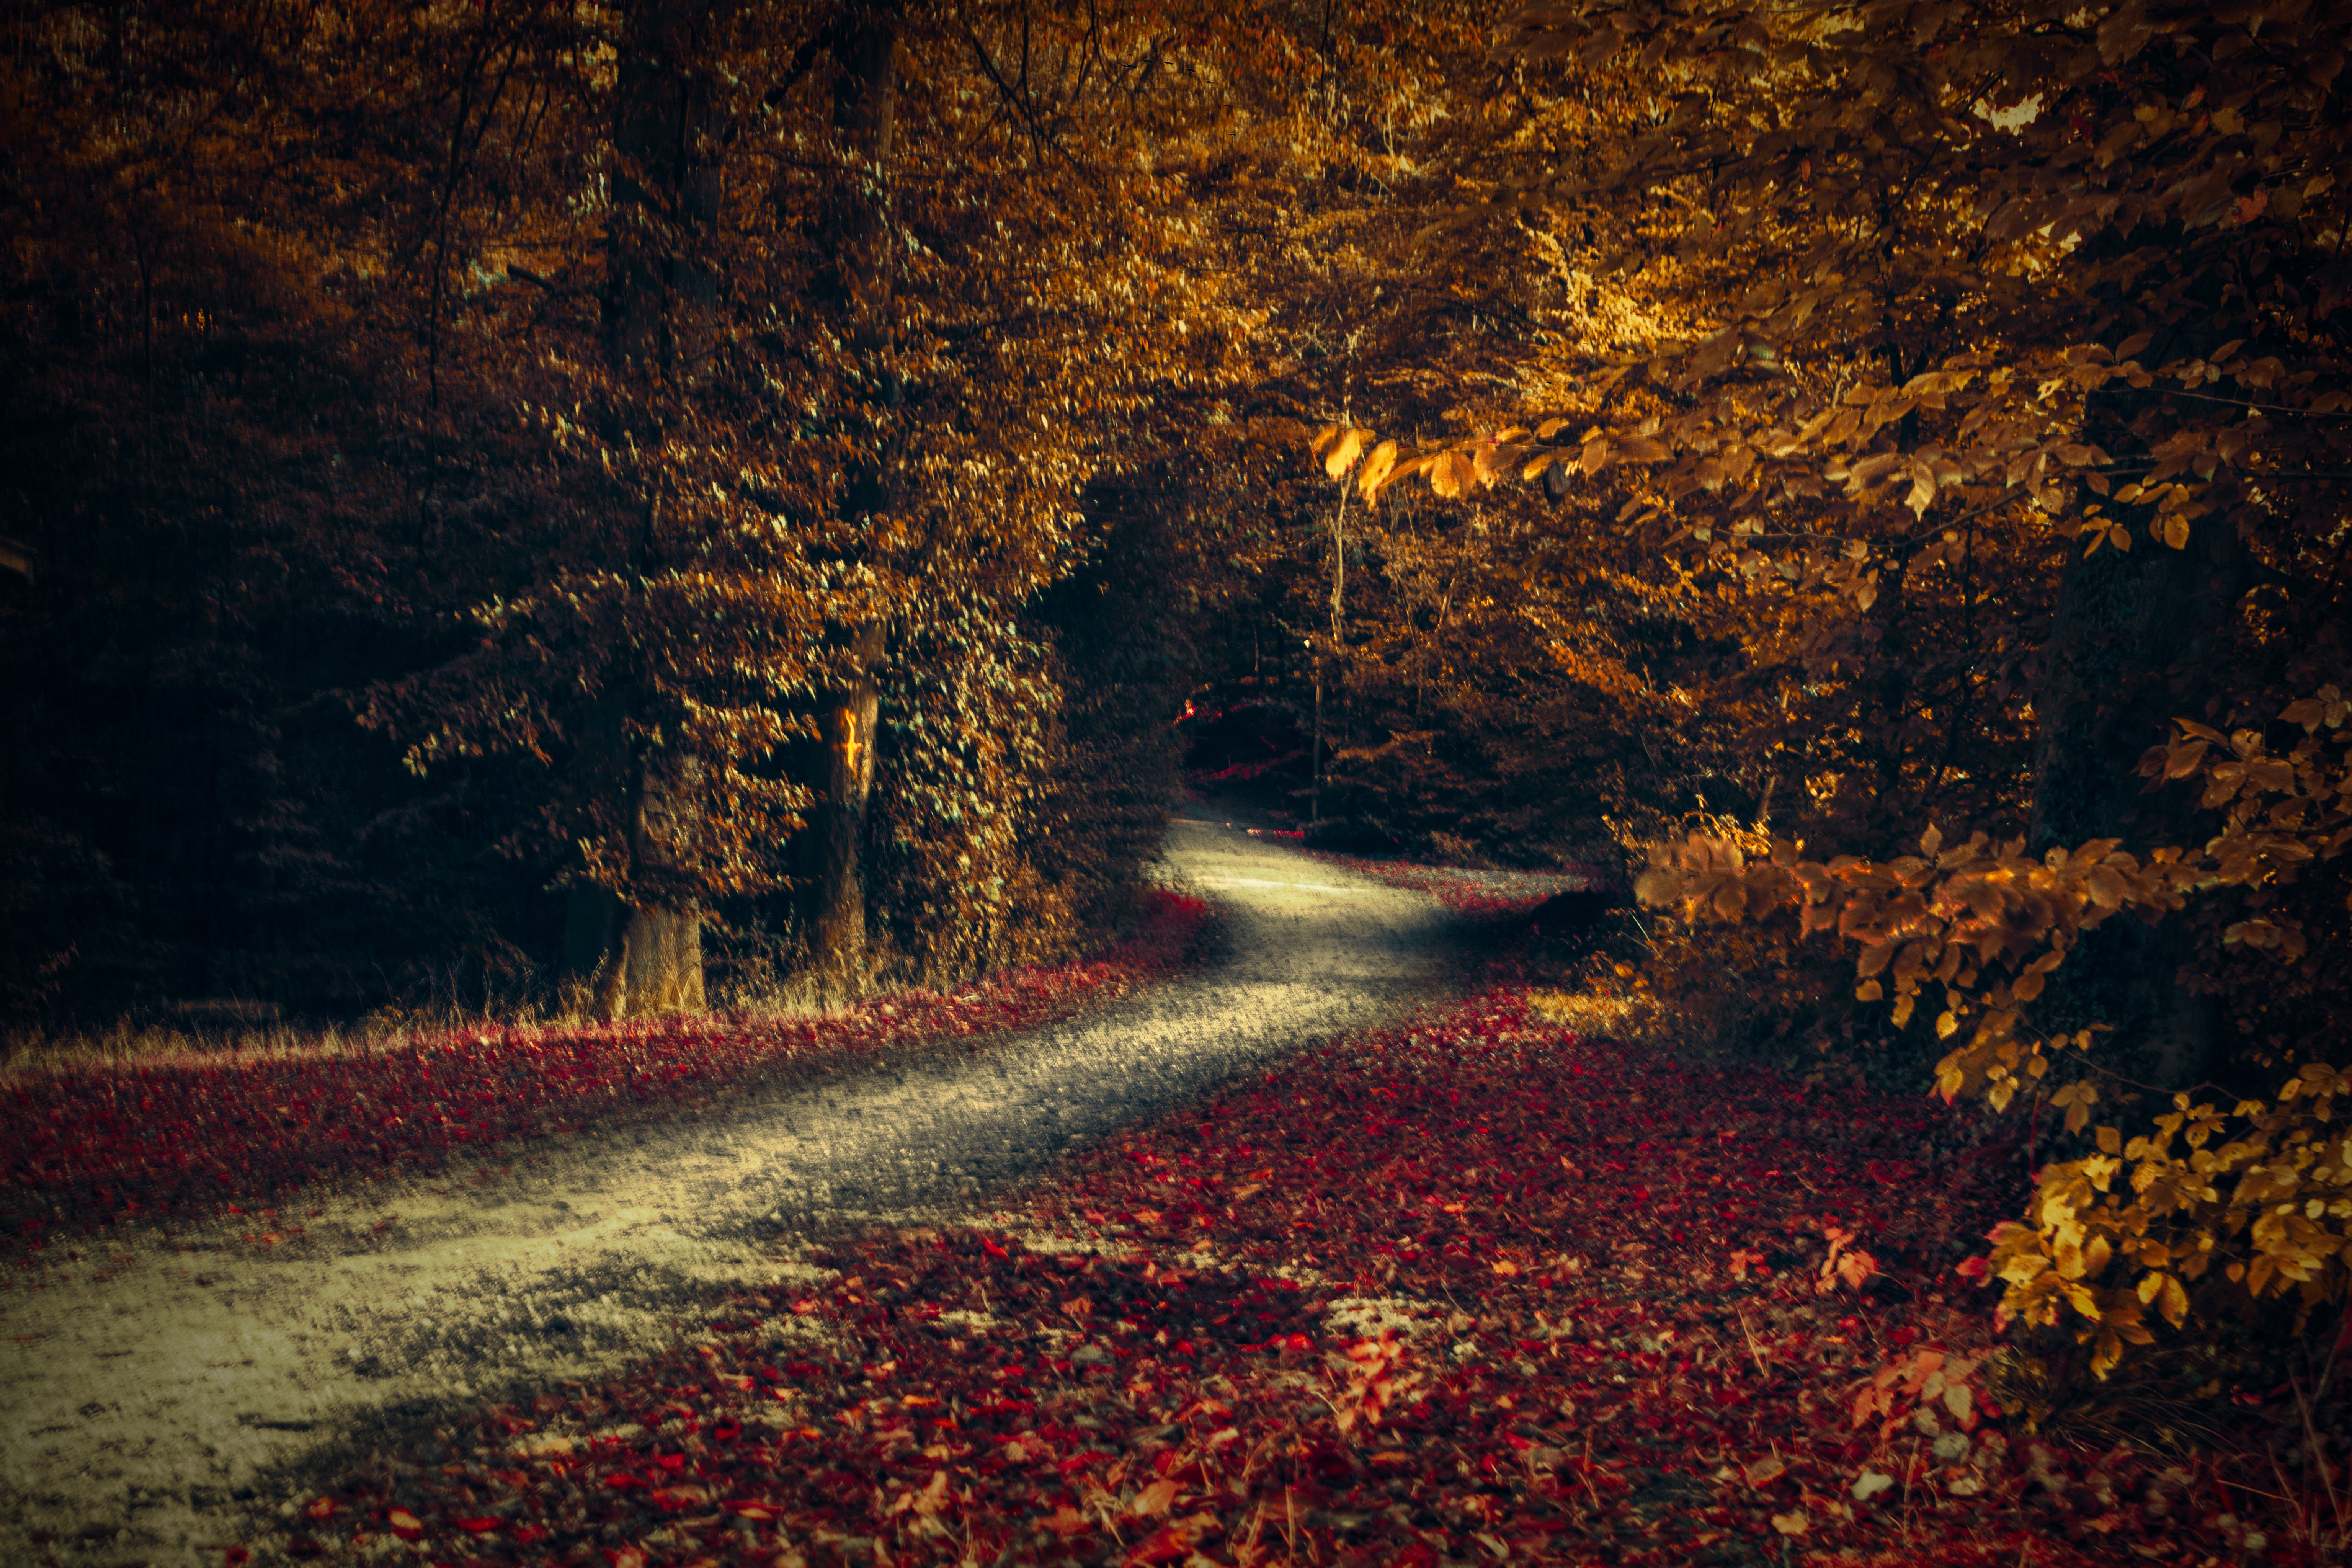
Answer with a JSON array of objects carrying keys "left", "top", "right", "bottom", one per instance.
[
  {"left": 0, "top": 0, "right": 595, "bottom": 1019},
  {"left": 1151, "top": 2, "right": 1745, "bottom": 863},
  {"left": 1285, "top": 0, "right": 2350, "bottom": 1374},
  {"left": 0, "top": 0, "right": 1254, "bottom": 1024}
]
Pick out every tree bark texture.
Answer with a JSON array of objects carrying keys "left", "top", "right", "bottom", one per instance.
[{"left": 560, "top": 727, "right": 708, "bottom": 1019}]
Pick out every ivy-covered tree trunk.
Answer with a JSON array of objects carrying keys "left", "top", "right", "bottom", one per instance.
[
  {"left": 796, "top": 622, "right": 886, "bottom": 976},
  {"left": 795, "top": 8, "right": 898, "bottom": 980},
  {"left": 2026, "top": 504, "right": 2252, "bottom": 1089}
]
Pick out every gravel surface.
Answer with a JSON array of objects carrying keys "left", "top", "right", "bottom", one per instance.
[{"left": 0, "top": 820, "right": 1466, "bottom": 1566}]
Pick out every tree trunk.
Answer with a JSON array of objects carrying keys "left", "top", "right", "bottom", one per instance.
[
  {"left": 598, "top": 753, "right": 707, "bottom": 1014},
  {"left": 562, "top": 889, "right": 706, "bottom": 1018},
  {"left": 559, "top": 714, "right": 709, "bottom": 1019},
  {"left": 563, "top": 0, "right": 721, "bottom": 1019},
  {"left": 792, "top": 10, "right": 898, "bottom": 981},
  {"left": 2026, "top": 504, "right": 2252, "bottom": 1089},
  {"left": 606, "top": 2, "right": 720, "bottom": 377},
  {"left": 796, "top": 622, "right": 885, "bottom": 976}
]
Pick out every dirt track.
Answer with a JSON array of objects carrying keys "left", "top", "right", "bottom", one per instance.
[{"left": 0, "top": 820, "right": 1467, "bottom": 1566}]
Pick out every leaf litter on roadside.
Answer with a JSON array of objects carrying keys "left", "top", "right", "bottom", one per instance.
[
  {"left": 2, "top": 892, "right": 1208, "bottom": 1253},
  {"left": 1294, "top": 849, "right": 1617, "bottom": 920},
  {"left": 257, "top": 984, "right": 2308, "bottom": 1567}
]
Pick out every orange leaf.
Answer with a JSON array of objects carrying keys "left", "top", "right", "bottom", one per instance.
[
  {"left": 1132, "top": 1476, "right": 1181, "bottom": 1517},
  {"left": 1042, "top": 1504, "right": 1092, "bottom": 1539},
  {"left": 1324, "top": 427, "right": 1371, "bottom": 479}
]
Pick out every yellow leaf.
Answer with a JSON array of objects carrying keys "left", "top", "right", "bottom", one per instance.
[
  {"left": 2162, "top": 514, "right": 2190, "bottom": 549},
  {"left": 1429, "top": 450, "right": 1471, "bottom": 498},
  {"left": 1771, "top": 1511, "right": 1810, "bottom": 1536},
  {"left": 1936, "top": 1011, "right": 1959, "bottom": 1039},
  {"left": 1324, "top": 428, "right": 1371, "bottom": 479},
  {"left": 1906, "top": 470, "right": 1936, "bottom": 516},
  {"left": 2158, "top": 1272, "right": 2188, "bottom": 1327},
  {"left": 1357, "top": 439, "right": 1400, "bottom": 498}
]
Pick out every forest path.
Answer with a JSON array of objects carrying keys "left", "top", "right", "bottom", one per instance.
[{"left": 0, "top": 821, "right": 1463, "bottom": 1567}]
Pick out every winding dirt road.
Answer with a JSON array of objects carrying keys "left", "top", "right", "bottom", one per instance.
[{"left": 0, "top": 821, "right": 1466, "bottom": 1566}]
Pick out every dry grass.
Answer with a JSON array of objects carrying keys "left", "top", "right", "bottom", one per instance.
[
  {"left": 0, "top": 990, "right": 849, "bottom": 1088},
  {"left": 1525, "top": 985, "right": 1666, "bottom": 1041},
  {"left": 1980, "top": 1344, "right": 2234, "bottom": 1458},
  {"left": 0, "top": 1015, "right": 426, "bottom": 1085}
]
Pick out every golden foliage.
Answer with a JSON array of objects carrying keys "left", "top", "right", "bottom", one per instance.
[{"left": 1637, "top": 690, "right": 2352, "bottom": 1372}]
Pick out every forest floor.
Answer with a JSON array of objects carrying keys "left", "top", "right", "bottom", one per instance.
[
  {"left": 0, "top": 823, "right": 1460, "bottom": 1568},
  {"left": 3, "top": 826, "right": 2325, "bottom": 1568}
]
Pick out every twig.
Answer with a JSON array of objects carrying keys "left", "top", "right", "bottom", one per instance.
[
  {"left": 1734, "top": 1303, "right": 1770, "bottom": 1376},
  {"left": 1575, "top": 1432, "right": 1606, "bottom": 1511},
  {"left": 2290, "top": 1372, "right": 2350, "bottom": 1554},
  {"left": 1900, "top": 1434, "right": 1922, "bottom": 1542}
]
